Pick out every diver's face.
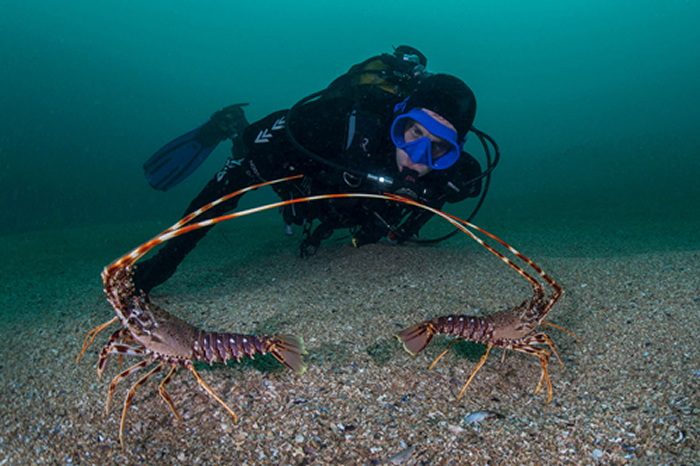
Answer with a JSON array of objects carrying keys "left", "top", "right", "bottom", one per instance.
[
  {"left": 395, "top": 121, "right": 433, "bottom": 177},
  {"left": 395, "top": 109, "right": 455, "bottom": 177}
]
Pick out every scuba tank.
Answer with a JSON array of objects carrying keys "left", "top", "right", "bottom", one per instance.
[{"left": 285, "top": 46, "right": 433, "bottom": 190}]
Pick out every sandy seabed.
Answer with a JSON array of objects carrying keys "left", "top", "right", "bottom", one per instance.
[{"left": 0, "top": 214, "right": 698, "bottom": 466}]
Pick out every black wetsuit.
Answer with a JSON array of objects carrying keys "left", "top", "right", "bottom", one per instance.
[{"left": 133, "top": 86, "right": 482, "bottom": 293}]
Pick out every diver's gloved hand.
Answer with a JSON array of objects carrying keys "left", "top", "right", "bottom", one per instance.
[
  {"left": 391, "top": 168, "right": 426, "bottom": 200},
  {"left": 194, "top": 103, "right": 250, "bottom": 148},
  {"left": 392, "top": 169, "right": 441, "bottom": 204},
  {"left": 210, "top": 103, "right": 250, "bottom": 138}
]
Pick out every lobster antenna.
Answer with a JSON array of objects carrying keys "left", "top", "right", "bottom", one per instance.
[
  {"left": 103, "top": 175, "right": 303, "bottom": 274},
  {"left": 105, "top": 176, "right": 559, "bottom": 304}
]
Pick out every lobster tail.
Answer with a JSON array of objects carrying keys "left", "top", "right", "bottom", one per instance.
[
  {"left": 193, "top": 331, "right": 307, "bottom": 374},
  {"left": 267, "top": 334, "right": 308, "bottom": 375},
  {"left": 396, "top": 321, "right": 437, "bottom": 356}
]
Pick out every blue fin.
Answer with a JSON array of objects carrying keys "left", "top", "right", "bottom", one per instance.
[
  {"left": 144, "top": 103, "right": 249, "bottom": 191},
  {"left": 143, "top": 124, "right": 220, "bottom": 191}
]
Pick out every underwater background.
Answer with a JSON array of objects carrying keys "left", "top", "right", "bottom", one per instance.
[
  {"left": 2, "top": 2, "right": 700, "bottom": 464},
  {"left": 1, "top": 0, "right": 698, "bottom": 240}
]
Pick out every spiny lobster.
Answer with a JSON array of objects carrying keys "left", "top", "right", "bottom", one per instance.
[
  {"left": 77, "top": 177, "right": 309, "bottom": 447},
  {"left": 392, "top": 198, "right": 580, "bottom": 403}
]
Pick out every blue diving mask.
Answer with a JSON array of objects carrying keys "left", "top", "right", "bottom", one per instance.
[{"left": 390, "top": 108, "right": 461, "bottom": 170}]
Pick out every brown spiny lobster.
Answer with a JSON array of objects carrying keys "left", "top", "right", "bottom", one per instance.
[
  {"left": 77, "top": 177, "right": 309, "bottom": 447},
  {"left": 393, "top": 199, "right": 580, "bottom": 404}
]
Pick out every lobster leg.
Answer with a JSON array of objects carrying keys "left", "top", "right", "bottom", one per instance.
[
  {"left": 428, "top": 338, "right": 464, "bottom": 370},
  {"left": 106, "top": 360, "right": 150, "bottom": 414},
  {"left": 186, "top": 363, "right": 238, "bottom": 425},
  {"left": 532, "top": 349, "right": 552, "bottom": 402},
  {"left": 96, "top": 329, "right": 126, "bottom": 379},
  {"left": 77, "top": 317, "right": 118, "bottom": 363},
  {"left": 158, "top": 366, "right": 182, "bottom": 422},
  {"left": 115, "top": 332, "right": 138, "bottom": 371},
  {"left": 510, "top": 345, "right": 552, "bottom": 403},
  {"left": 457, "top": 343, "right": 494, "bottom": 401},
  {"left": 97, "top": 329, "right": 144, "bottom": 380},
  {"left": 528, "top": 332, "right": 563, "bottom": 368},
  {"left": 529, "top": 348, "right": 552, "bottom": 403},
  {"left": 99, "top": 344, "right": 145, "bottom": 381},
  {"left": 120, "top": 363, "right": 164, "bottom": 448},
  {"left": 512, "top": 335, "right": 560, "bottom": 404}
]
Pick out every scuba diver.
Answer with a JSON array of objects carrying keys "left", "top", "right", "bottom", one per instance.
[{"left": 136, "top": 46, "right": 499, "bottom": 293}]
